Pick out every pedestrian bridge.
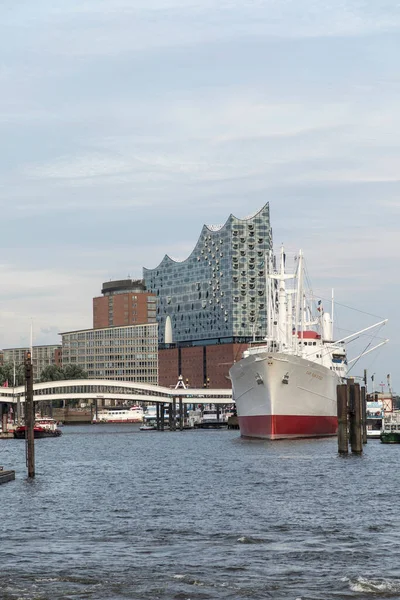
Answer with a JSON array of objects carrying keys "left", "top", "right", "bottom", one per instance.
[{"left": 0, "top": 379, "right": 233, "bottom": 405}]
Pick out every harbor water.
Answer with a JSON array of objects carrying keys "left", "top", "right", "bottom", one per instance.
[{"left": 1, "top": 425, "right": 400, "bottom": 600}]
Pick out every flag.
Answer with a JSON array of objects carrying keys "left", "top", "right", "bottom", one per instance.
[
  {"left": 317, "top": 300, "right": 323, "bottom": 313},
  {"left": 3, "top": 380, "right": 8, "bottom": 388}
]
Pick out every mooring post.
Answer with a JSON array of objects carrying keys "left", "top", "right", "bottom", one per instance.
[
  {"left": 172, "top": 398, "right": 177, "bottom": 431},
  {"left": 361, "top": 386, "right": 367, "bottom": 444},
  {"left": 156, "top": 403, "right": 160, "bottom": 430},
  {"left": 350, "top": 382, "right": 363, "bottom": 454},
  {"left": 179, "top": 398, "right": 183, "bottom": 431},
  {"left": 2, "top": 409, "right": 7, "bottom": 433},
  {"left": 25, "top": 351, "right": 35, "bottom": 478},
  {"left": 337, "top": 383, "right": 348, "bottom": 454},
  {"left": 160, "top": 402, "right": 165, "bottom": 431}
]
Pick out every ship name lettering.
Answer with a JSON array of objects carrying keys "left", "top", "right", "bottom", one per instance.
[{"left": 306, "top": 370, "right": 323, "bottom": 381}]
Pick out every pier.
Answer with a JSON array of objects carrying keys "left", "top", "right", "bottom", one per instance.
[{"left": 0, "top": 468, "right": 15, "bottom": 484}]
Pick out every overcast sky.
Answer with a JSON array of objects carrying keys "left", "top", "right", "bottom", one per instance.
[{"left": 1, "top": 0, "right": 398, "bottom": 391}]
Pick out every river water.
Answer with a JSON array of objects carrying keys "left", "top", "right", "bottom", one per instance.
[{"left": 1, "top": 425, "right": 399, "bottom": 600}]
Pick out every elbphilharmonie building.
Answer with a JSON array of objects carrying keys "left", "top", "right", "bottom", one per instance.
[{"left": 143, "top": 203, "right": 272, "bottom": 348}]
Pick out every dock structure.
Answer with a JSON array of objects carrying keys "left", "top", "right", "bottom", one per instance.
[{"left": 0, "top": 469, "right": 15, "bottom": 484}]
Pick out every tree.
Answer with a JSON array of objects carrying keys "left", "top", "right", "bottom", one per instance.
[
  {"left": 0, "top": 362, "right": 25, "bottom": 387},
  {"left": 40, "top": 364, "right": 88, "bottom": 382},
  {"left": 40, "top": 365, "right": 66, "bottom": 382},
  {"left": 63, "top": 364, "right": 88, "bottom": 380}
]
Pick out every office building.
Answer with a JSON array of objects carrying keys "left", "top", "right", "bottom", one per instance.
[
  {"left": 61, "top": 323, "right": 158, "bottom": 384},
  {"left": 3, "top": 344, "right": 62, "bottom": 382}
]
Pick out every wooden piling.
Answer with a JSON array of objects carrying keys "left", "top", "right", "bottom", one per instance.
[
  {"left": 160, "top": 402, "right": 165, "bottom": 431},
  {"left": 25, "top": 352, "right": 35, "bottom": 478},
  {"left": 179, "top": 398, "right": 183, "bottom": 431},
  {"left": 172, "top": 399, "right": 177, "bottom": 431},
  {"left": 361, "top": 386, "right": 367, "bottom": 444},
  {"left": 337, "top": 384, "right": 348, "bottom": 454},
  {"left": 156, "top": 403, "right": 160, "bottom": 430},
  {"left": 168, "top": 402, "right": 173, "bottom": 430},
  {"left": 2, "top": 411, "right": 7, "bottom": 433},
  {"left": 349, "top": 382, "right": 363, "bottom": 454}
]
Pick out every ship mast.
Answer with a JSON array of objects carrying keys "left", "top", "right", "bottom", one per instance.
[{"left": 294, "top": 250, "right": 303, "bottom": 355}]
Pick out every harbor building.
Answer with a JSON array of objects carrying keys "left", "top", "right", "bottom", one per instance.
[
  {"left": 143, "top": 203, "right": 272, "bottom": 388},
  {"left": 93, "top": 279, "right": 156, "bottom": 329},
  {"left": 3, "top": 344, "right": 62, "bottom": 382},
  {"left": 61, "top": 323, "right": 158, "bottom": 384}
]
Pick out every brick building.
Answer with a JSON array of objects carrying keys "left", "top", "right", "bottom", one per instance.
[
  {"left": 158, "top": 342, "right": 248, "bottom": 389},
  {"left": 93, "top": 279, "right": 156, "bottom": 329}
]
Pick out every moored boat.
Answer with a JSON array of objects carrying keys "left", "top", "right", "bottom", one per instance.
[
  {"left": 229, "top": 247, "right": 388, "bottom": 440},
  {"left": 14, "top": 417, "right": 62, "bottom": 439},
  {"left": 366, "top": 399, "right": 384, "bottom": 439},
  {"left": 380, "top": 413, "right": 400, "bottom": 444},
  {"left": 93, "top": 405, "right": 144, "bottom": 424}
]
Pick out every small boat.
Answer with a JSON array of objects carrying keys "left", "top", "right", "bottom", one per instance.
[
  {"left": 139, "top": 420, "right": 157, "bottom": 431},
  {"left": 140, "top": 407, "right": 158, "bottom": 430},
  {"left": 14, "top": 417, "right": 62, "bottom": 439},
  {"left": 380, "top": 413, "right": 400, "bottom": 444},
  {"left": 196, "top": 406, "right": 228, "bottom": 428},
  {"left": 366, "top": 400, "right": 384, "bottom": 439}
]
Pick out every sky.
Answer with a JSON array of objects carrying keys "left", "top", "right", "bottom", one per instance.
[{"left": 0, "top": 0, "right": 399, "bottom": 391}]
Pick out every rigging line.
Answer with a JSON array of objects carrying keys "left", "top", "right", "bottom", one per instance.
[
  {"left": 347, "top": 324, "right": 386, "bottom": 375},
  {"left": 311, "top": 295, "right": 385, "bottom": 321}
]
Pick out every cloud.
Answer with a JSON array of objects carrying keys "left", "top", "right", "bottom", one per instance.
[{"left": 0, "top": 0, "right": 398, "bottom": 388}]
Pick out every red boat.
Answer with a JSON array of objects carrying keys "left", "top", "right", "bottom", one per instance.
[{"left": 14, "top": 417, "right": 62, "bottom": 439}]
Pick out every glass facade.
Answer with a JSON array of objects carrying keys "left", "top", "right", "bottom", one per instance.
[
  {"left": 143, "top": 203, "right": 272, "bottom": 345},
  {"left": 61, "top": 324, "right": 158, "bottom": 384}
]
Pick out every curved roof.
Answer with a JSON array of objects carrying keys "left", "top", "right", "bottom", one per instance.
[{"left": 144, "top": 203, "right": 269, "bottom": 271}]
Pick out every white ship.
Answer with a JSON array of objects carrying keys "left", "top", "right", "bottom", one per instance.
[
  {"left": 93, "top": 405, "right": 144, "bottom": 424},
  {"left": 229, "top": 247, "right": 387, "bottom": 440}
]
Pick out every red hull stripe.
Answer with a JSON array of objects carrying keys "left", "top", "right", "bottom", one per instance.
[{"left": 238, "top": 415, "right": 338, "bottom": 439}]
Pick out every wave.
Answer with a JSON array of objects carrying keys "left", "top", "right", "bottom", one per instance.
[{"left": 348, "top": 576, "right": 400, "bottom": 595}]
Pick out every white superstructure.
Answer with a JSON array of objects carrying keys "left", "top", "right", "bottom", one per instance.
[{"left": 93, "top": 405, "right": 144, "bottom": 424}]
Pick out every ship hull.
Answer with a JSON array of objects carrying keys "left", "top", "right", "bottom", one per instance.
[{"left": 230, "top": 351, "right": 340, "bottom": 440}]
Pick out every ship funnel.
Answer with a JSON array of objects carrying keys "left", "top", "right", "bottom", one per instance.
[{"left": 322, "top": 312, "right": 333, "bottom": 341}]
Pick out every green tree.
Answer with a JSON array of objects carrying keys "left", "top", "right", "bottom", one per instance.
[
  {"left": 40, "top": 364, "right": 88, "bottom": 382},
  {"left": 0, "top": 362, "right": 25, "bottom": 387},
  {"left": 40, "top": 365, "right": 66, "bottom": 382},
  {"left": 63, "top": 364, "right": 88, "bottom": 380}
]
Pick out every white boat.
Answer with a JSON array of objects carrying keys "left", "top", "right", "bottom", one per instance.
[
  {"left": 93, "top": 405, "right": 144, "bottom": 424},
  {"left": 229, "top": 247, "right": 388, "bottom": 440},
  {"left": 195, "top": 406, "right": 228, "bottom": 428},
  {"left": 366, "top": 400, "right": 384, "bottom": 439},
  {"left": 140, "top": 406, "right": 158, "bottom": 430}
]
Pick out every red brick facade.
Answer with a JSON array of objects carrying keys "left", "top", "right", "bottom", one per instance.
[
  {"left": 93, "top": 291, "right": 156, "bottom": 329},
  {"left": 158, "top": 342, "right": 249, "bottom": 389}
]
